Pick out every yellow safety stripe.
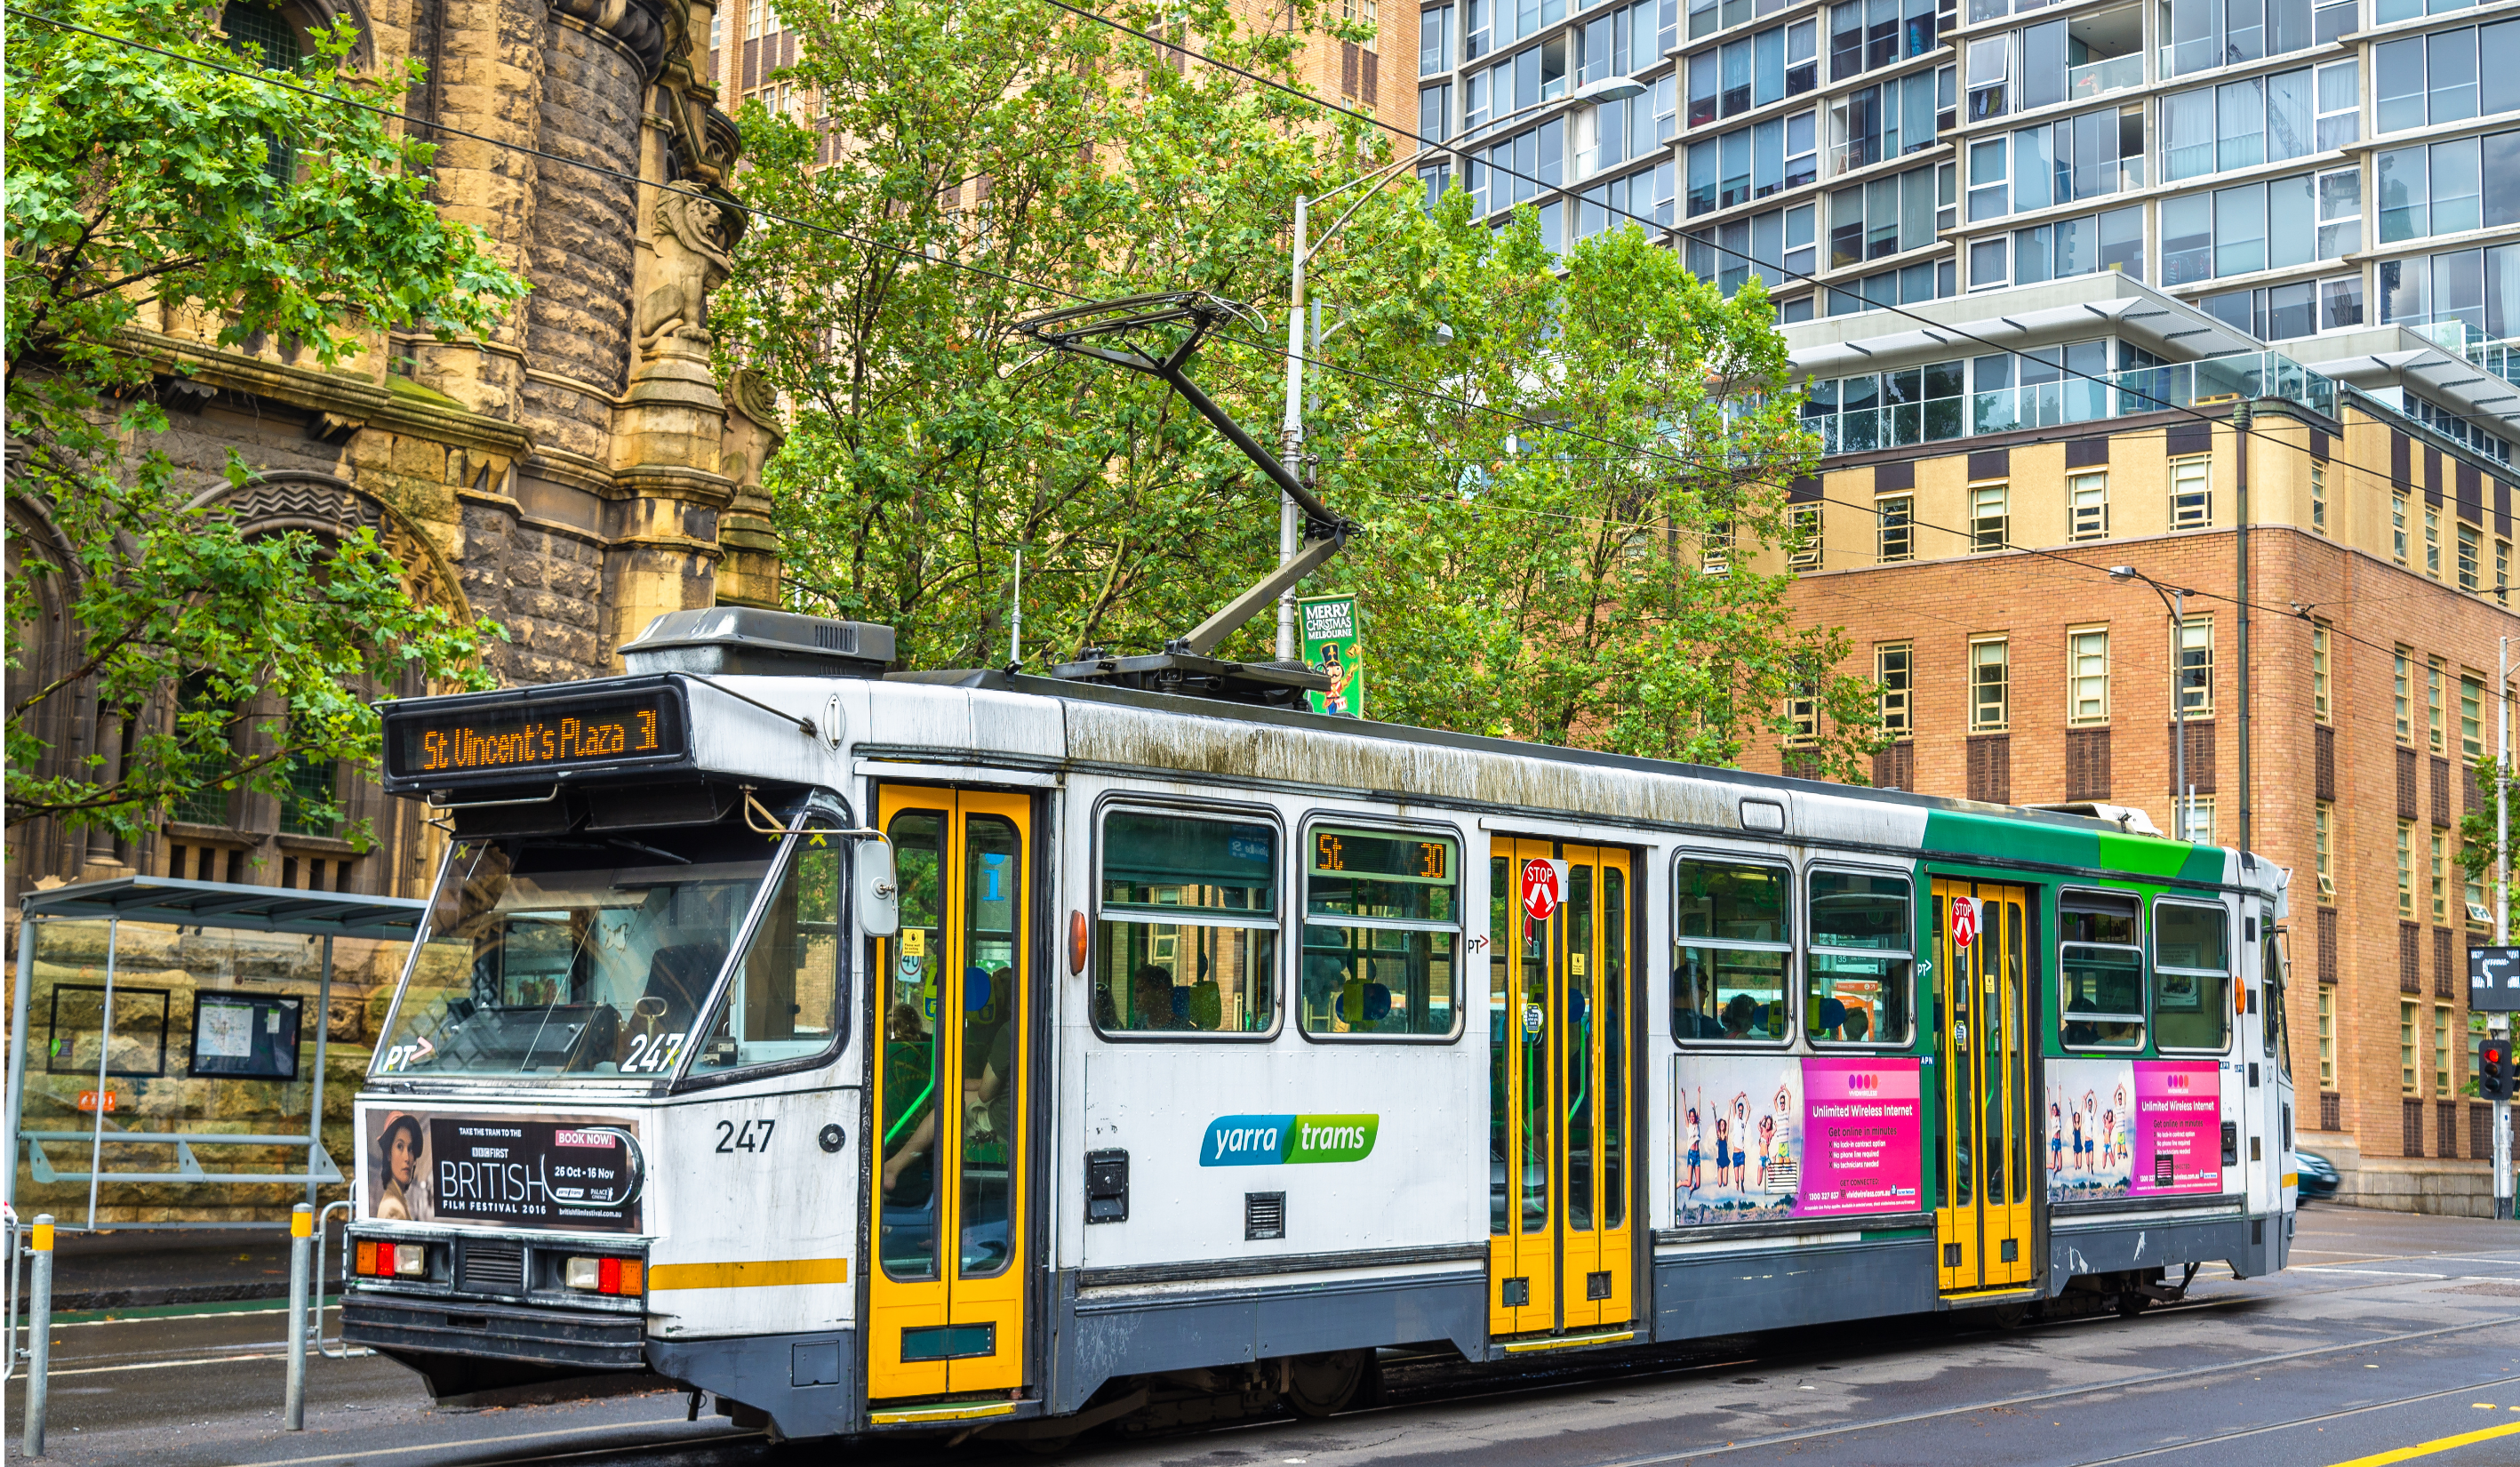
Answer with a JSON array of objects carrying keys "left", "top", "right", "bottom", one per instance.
[
  {"left": 2323, "top": 1419, "right": 2520, "bottom": 1466},
  {"left": 870, "top": 1400, "right": 1018, "bottom": 1424},
  {"left": 646, "top": 1257, "right": 850, "bottom": 1291},
  {"left": 1500, "top": 1329, "right": 1636, "bottom": 1353}
]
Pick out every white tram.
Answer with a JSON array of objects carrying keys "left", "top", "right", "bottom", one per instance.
[{"left": 343, "top": 606, "right": 2299, "bottom": 1440}]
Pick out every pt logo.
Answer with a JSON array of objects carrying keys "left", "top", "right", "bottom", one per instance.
[{"left": 1199, "top": 1114, "right": 1380, "bottom": 1166}]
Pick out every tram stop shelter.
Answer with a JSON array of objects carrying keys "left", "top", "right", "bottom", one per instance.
[{"left": 5, "top": 877, "right": 429, "bottom": 1230}]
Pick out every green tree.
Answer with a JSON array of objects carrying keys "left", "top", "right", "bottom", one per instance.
[
  {"left": 720, "top": 0, "right": 1879, "bottom": 777},
  {"left": 5, "top": 0, "right": 524, "bottom": 844},
  {"left": 2458, "top": 758, "right": 2520, "bottom": 922}
]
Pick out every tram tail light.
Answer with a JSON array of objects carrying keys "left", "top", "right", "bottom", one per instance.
[
  {"left": 357, "top": 1241, "right": 428, "bottom": 1277},
  {"left": 355, "top": 1241, "right": 378, "bottom": 1276},
  {"left": 564, "top": 1255, "right": 644, "bottom": 1296}
]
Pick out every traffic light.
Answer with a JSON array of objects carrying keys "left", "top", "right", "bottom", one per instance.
[{"left": 2484, "top": 1040, "right": 2516, "bottom": 1102}]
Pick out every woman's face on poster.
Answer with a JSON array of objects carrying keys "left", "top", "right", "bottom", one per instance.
[{"left": 388, "top": 1128, "right": 419, "bottom": 1188}]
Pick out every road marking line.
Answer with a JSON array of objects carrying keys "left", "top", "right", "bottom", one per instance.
[
  {"left": 2324, "top": 1420, "right": 2520, "bottom": 1465},
  {"left": 217, "top": 1415, "right": 730, "bottom": 1467},
  {"left": 2300, "top": 1268, "right": 2452, "bottom": 1278}
]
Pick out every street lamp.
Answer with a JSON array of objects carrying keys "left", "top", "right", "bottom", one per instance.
[
  {"left": 1273, "top": 73, "right": 1649, "bottom": 661},
  {"left": 2111, "top": 565, "right": 2195, "bottom": 841}
]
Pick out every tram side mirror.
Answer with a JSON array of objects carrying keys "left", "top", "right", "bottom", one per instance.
[{"left": 854, "top": 836, "right": 900, "bottom": 937}]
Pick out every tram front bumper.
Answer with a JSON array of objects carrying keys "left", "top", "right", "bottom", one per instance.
[{"left": 343, "top": 1291, "right": 647, "bottom": 1372}]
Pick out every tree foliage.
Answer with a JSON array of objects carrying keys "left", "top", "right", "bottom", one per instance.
[
  {"left": 5, "top": 0, "right": 524, "bottom": 843},
  {"left": 721, "top": 0, "right": 1881, "bottom": 777}
]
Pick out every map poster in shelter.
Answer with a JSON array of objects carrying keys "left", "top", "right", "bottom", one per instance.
[
  {"left": 1300, "top": 593, "right": 1364, "bottom": 718},
  {"left": 361, "top": 1110, "right": 643, "bottom": 1232},
  {"left": 1672, "top": 1055, "right": 1924, "bottom": 1224}
]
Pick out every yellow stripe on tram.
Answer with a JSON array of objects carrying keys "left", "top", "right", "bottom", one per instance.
[
  {"left": 2324, "top": 1419, "right": 2520, "bottom": 1466},
  {"left": 646, "top": 1257, "right": 850, "bottom": 1291}
]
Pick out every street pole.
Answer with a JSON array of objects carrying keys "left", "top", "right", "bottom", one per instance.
[
  {"left": 2234, "top": 400, "right": 2252, "bottom": 856},
  {"left": 1278, "top": 195, "right": 1308, "bottom": 666},
  {"left": 285, "top": 1202, "right": 311, "bottom": 1429},
  {"left": 2499, "top": 636, "right": 2511, "bottom": 1220},
  {"left": 2173, "top": 586, "right": 2189, "bottom": 841}
]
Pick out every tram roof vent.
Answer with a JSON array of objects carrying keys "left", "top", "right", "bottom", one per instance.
[{"left": 620, "top": 607, "right": 895, "bottom": 678}]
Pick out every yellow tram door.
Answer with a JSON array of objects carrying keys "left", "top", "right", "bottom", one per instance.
[
  {"left": 1930, "top": 878, "right": 2036, "bottom": 1295},
  {"left": 868, "top": 786, "right": 1032, "bottom": 1399},
  {"left": 1489, "top": 840, "right": 1634, "bottom": 1341}
]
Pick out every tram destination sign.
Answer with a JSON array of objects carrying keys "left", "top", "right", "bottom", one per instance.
[
  {"left": 382, "top": 682, "right": 690, "bottom": 788},
  {"left": 2470, "top": 946, "right": 2520, "bottom": 1012}
]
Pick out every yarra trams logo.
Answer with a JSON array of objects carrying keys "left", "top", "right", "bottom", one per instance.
[{"left": 1199, "top": 1114, "right": 1380, "bottom": 1166}]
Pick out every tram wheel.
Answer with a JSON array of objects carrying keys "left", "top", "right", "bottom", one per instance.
[
  {"left": 1284, "top": 1350, "right": 1368, "bottom": 1418},
  {"left": 2116, "top": 1292, "right": 2150, "bottom": 1319},
  {"left": 1990, "top": 1303, "right": 2034, "bottom": 1330}
]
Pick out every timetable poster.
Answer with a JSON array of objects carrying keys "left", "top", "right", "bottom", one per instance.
[{"left": 1674, "top": 1054, "right": 1924, "bottom": 1225}]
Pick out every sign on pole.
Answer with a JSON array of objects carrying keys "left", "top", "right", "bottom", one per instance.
[
  {"left": 1299, "top": 593, "right": 1364, "bottom": 718},
  {"left": 2471, "top": 946, "right": 2520, "bottom": 1011}
]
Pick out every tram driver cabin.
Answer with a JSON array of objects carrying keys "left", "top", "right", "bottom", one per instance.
[{"left": 340, "top": 607, "right": 2295, "bottom": 1439}]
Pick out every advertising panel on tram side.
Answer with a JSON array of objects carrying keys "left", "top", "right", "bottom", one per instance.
[
  {"left": 1671, "top": 1055, "right": 1925, "bottom": 1225},
  {"left": 2044, "top": 1059, "right": 2222, "bottom": 1202},
  {"left": 363, "top": 1108, "right": 644, "bottom": 1232}
]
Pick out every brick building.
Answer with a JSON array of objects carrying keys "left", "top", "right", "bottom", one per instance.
[
  {"left": 4, "top": 0, "right": 781, "bottom": 907},
  {"left": 1745, "top": 270, "right": 2520, "bottom": 1212}
]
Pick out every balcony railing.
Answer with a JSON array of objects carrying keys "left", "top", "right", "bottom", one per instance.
[
  {"left": 1803, "top": 349, "right": 2339, "bottom": 456},
  {"left": 2066, "top": 53, "right": 2143, "bottom": 103}
]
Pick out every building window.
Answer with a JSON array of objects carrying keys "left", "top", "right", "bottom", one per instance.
[
  {"left": 2312, "top": 623, "right": 2332, "bottom": 724},
  {"left": 2316, "top": 801, "right": 2335, "bottom": 899},
  {"left": 1420, "top": 3, "right": 1452, "bottom": 75},
  {"left": 2394, "top": 493, "right": 2410, "bottom": 565},
  {"left": 1970, "top": 483, "right": 2008, "bottom": 553},
  {"left": 2396, "top": 647, "right": 2415, "bottom": 744},
  {"left": 2460, "top": 524, "right": 2483, "bottom": 591},
  {"left": 2501, "top": 539, "right": 2513, "bottom": 601},
  {"left": 1877, "top": 493, "right": 1914, "bottom": 563},
  {"left": 2428, "top": 656, "right": 2447, "bottom": 753},
  {"left": 277, "top": 755, "right": 339, "bottom": 838},
  {"left": 2469, "top": 863, "right": 2491, "bottom": 929},
  {"left": 1785, "top": 680, "right": 1819, "bottom": 745},
  {"left": 2373, "top": 22, "right": 2520, "bottom": 134},
  {"left": 2464, "top": 673, "right": 2486, "bottom": 763},
  {"left": 2170, "top": 456, "right": 2212, "bottom": 528},
  {"left": 2068, "top": 471, "right": 2108, "bottom": 541},
  {"left": 2426, "top": 506, "right": 2443, "bottom": 579},
  {"left": 2068, "top": 627, "right": 2109, "bottom": 725},
  {"left": 1877, "top": 641, "right": 1913, "bottom": 736},
  {"left": 2436, "top": 1005, "right": 2453, "bottom": 1095},
  {"left": 2432, "top": 829, "right": 2450, "bottom": 925},
  {"left": 1703, "top": 520, "right": 1733, "bottom": 576},
  {"left": 2178, "top": 616, "right": 2212, "bottom": 716},
  {"left": 2310, "top": 462, "right": 2326, "bottom": 533},
  {"left": 2317, "top": 984, "right": 2334, "bottom": 1089},
  {"left": 1970, "top": 637, "right": 2009, "bottom": 732},
  {"left": 2180, "top": 793, "right": 2216, "bottom": 845},
  {"left": 2399, "top": 819, "right": 2417, "bottom": 918},
  {"left": 2402, "top": 999, "right": 2419, "bottom": 1094},
  {"left": 1788, "top": 503, "right": 1821, "bottom": 569}
]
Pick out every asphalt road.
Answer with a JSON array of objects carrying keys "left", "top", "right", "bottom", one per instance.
[{"left": 11, "top": 1204, "right": 2519, "bottom": 1467}]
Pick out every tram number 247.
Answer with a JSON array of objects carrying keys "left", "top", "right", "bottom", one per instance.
[{"left": 715, "top": 1118, "right": 778, "bottom": 1153}]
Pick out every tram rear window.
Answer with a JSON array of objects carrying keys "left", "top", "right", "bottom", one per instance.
[
  {"left": 1094, "top": 813, "right": 1278, "bottom": 1038},
  {"left": 1300, "top": 828, "right": 1460, "bottom": 1038}
]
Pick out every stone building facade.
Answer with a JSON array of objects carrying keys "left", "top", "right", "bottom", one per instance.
[{"left": 5, "top": 0, "right": 783, "bottom": 909}]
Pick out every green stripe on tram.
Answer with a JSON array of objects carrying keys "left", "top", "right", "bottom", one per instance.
[{"left": 1921, "top": 811, "right": 2224, "bottom": 883}]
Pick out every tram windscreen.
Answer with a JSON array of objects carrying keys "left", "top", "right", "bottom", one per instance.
[{"left": 372, "top": 821, "right": 780, "bottom": 1080}]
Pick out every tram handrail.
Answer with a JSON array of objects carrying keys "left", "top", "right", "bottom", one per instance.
[{"left": 312, "top": 1198, "right": 358, "bottom": 1359}]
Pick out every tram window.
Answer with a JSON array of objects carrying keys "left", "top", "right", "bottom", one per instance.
[
  {"left": 1807, "top": 870, "right": 1912, "bottom": 1046},
  {"left": 2154, "top": 899, "right": 2230, "bottom": 1051},
  {"left": 2059, "top": 889, "right": 2144, "bottom": 1051},
  {"left": 1673, "top": 859, "right": 1791, "bottom": 1043},
  {"left": 2264, "top": 925, "right": 2288, "bottom": 1068},
  {"left": 372, "top": 817, "right": 784, "bottom": 1079},
  {"left": 1093, "top": 811, "right": 1278, "bottom": 1037},
  {"left": 1300, "top": 827, "right": 1461, "bottom": 1038},
  {"left": 692, "top": 834, "right": 844, "bottom": 1073}
]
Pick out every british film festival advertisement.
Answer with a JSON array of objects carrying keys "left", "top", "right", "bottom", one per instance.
[{"left": 362, "top": 1110, "right": 644, "bottom": 1231}]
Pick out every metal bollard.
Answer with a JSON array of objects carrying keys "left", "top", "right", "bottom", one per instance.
[
  {"left": 24, "top": 1214, "right": 53, "bottom": 1460},
  {"left": 284, "top": 1204, "right": 311, "bottom": 1431}
]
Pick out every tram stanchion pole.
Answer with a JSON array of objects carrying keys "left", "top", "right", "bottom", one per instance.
[
  {"left": 25, "top": 1214, "right": 53, "bottom": 1459},
  {"left": 284, "top": 1203, "right": 311, "bottom": 1430}
]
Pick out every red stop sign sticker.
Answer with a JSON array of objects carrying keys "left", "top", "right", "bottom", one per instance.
[
  {"left": 1521, "top": 858, "right": 1563, "bottom": 924},
  {"left": 1949, "top": 895, "right": 1980, "bottom": 950}
]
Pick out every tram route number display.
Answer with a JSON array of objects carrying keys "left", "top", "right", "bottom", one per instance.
[
  {"left": 1674, "top": 1055, "right": 1924, "bottom": 1225},
  {"left": 361, "top": 1110, "right": 643, "bottom": 1232},
  {"left": 384, "top": 685, "right": 685, "bottom": 779},
  {"left": 2047, "top": 1059, "right": 2222, "bottom": 1202}
]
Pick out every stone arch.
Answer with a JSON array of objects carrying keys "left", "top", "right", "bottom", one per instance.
[{"left": 190, "top": 471, "right": 477, "bottom": 644}]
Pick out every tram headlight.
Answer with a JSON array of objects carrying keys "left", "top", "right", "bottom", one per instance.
[
  {"left": 563, "top": 1255, "right": 644, "bottom": 1296},
  {"left": 393, "top": 1243, "right": 428, "bottom": 1277}
]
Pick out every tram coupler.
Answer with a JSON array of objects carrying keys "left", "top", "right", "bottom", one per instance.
[{"left": 2131, "top": 1262, "right": 2202, "bottom": 1303}]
